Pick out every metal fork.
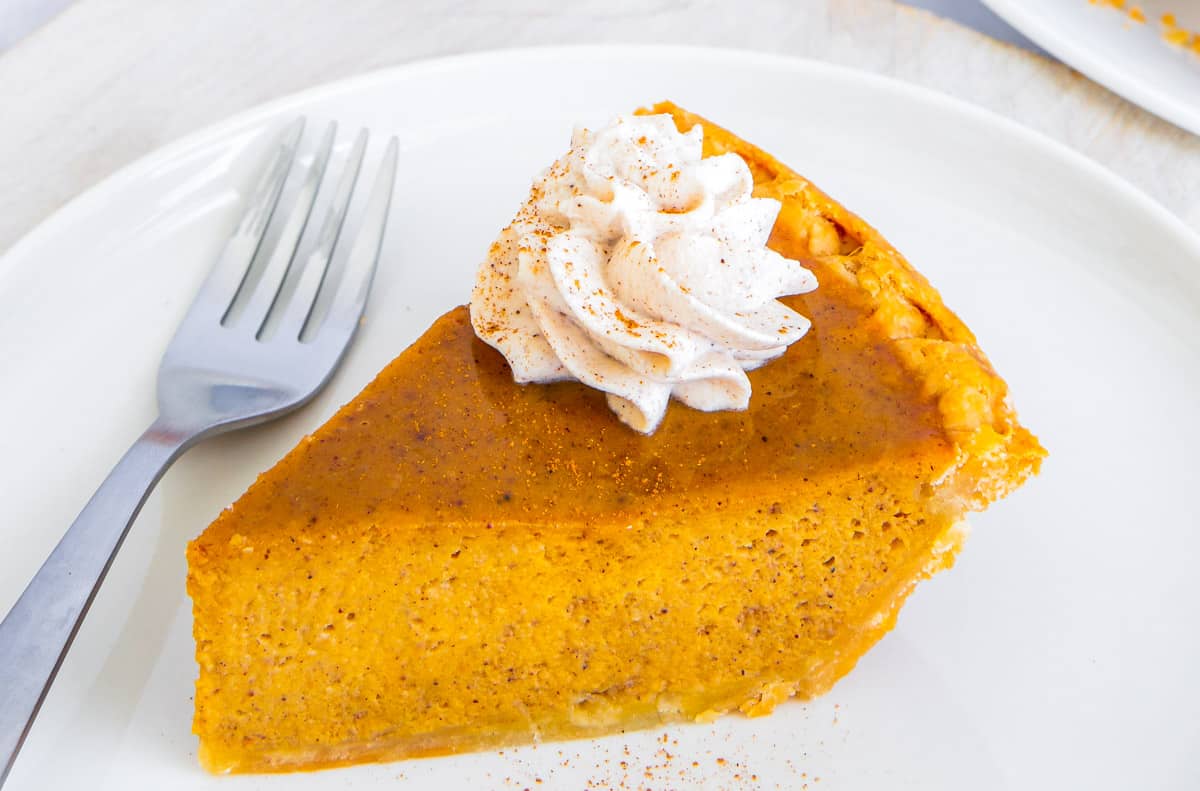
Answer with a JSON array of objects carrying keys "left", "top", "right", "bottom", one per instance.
[{"left": 0, "top": 118, "right": 398, "bottom": 784}]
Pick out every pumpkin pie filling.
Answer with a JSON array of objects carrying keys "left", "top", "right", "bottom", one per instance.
[{"left": 187, "top": 102, "right": 1044, "bottom": 773}]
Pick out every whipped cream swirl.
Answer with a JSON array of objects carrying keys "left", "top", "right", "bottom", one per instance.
[{"left": 470, "top": 114, "right": 817, "bottom": 434}]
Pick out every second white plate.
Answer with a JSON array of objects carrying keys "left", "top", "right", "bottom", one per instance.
[{"left": 985, "top": 0, "right": 1200, "bottom": 135}]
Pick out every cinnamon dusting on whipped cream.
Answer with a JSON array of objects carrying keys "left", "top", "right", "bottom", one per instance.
[{"left": 470, "top": 114, "right": 817, "bottom": 434}]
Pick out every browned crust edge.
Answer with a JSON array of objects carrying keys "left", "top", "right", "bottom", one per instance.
[{"left": 644, "top": 101, "right": 1045, "bottom": 508}]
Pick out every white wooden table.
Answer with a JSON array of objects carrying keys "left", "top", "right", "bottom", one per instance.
[{"left": 1, "top": 0, "right": 1198, "bottom": 255}]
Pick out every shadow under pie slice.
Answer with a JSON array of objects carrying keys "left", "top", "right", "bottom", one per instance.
[{"left": 186, "top": 101, "right": 1045, "bottom": 774}]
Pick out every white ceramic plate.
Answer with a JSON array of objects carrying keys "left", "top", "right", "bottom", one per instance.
[
  {"left": 2, "top": 47, "right": 1199, "bottom": 790},
  {"left": 984, "top": 0, "right": 1200, "bottom": 135}
]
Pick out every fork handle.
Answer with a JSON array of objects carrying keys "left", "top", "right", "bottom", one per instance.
[{"left": 0, "top": 419, "right": 192, "bottom": 785}]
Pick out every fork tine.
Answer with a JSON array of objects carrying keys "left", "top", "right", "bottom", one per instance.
[
  {"left": 193, "top": 118, "right": 304, "bottom": 321},
  {"left": 235, "top": 121, "right": 337, "bottom": 335},
  {"left": 273, "top": 128, "right": 368, "bottom": 341},
  {"left": 317, "top": 137, "right": 398, "bottom": 340}
]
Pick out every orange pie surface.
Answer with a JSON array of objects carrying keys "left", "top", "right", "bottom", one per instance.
[{"left": 187, "top": 102, "right": 1045, "bottom": 773}]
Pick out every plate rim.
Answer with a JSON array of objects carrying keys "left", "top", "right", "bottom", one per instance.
[
  {"left": 982, "top": 0, "right": 1200, "bottom": 137},
  {"left": 3, "top": 43, "right": 1199, "bottom": 278}
]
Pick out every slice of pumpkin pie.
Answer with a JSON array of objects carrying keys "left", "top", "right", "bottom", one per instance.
[{"left": 187, "top": 101, "right": 1044, "bottom": 773}]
